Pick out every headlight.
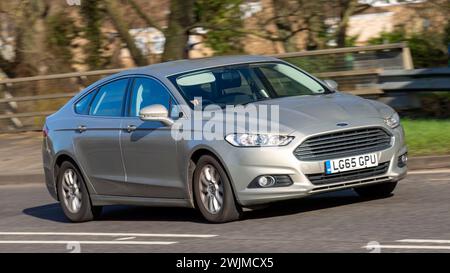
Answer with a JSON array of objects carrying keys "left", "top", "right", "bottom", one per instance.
[
  {"left": 225, "top": 133, "right": 294, "bottom": 147},
  {"left": 384, "top": 112, "right": 400, "bottom": 128}
]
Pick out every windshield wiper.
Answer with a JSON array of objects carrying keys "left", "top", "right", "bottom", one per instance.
[{"left": 241, "top": 97, "right": 273, "bottom": 106}]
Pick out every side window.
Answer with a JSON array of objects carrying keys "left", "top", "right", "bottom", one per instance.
[
  {"left": 89, "top": 79, "right": 129, "bottom": 117},
  {"left": 130, "top": 78, "right": 177, "bottom": 118},
  {"left": 74, "top": 90, "right": 96, "bottom": 115}
]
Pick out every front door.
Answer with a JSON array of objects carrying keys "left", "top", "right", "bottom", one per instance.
[{"left": 120, "top": 77, "right": 184, "bottom": 198}]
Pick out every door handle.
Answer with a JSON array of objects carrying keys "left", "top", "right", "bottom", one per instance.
[
  {"left": 126, "top": 125, "right": 137, "bottom": 133},
  {"left": 77, "top": 125, "right": 87, "bottom": 133}
]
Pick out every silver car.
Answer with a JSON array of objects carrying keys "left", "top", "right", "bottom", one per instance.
[{"left": 42, "top": 55, "right": 407, "bottom": 223}]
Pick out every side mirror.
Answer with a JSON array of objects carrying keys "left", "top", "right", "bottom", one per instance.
[
  {"left": 324, "top": 79, "right": 338, "bottom": 91},
  {"left": 139, "top": 104, "right": 174, "bottom": 126}
]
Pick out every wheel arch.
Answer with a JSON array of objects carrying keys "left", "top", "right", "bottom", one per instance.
[
  {"left": 187, "top": 147, "right": 240, "bottom": 208},
  {"left": 53, "top": 153, "right": 95, "bottom": 201}
]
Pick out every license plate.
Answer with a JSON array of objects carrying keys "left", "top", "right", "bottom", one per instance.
[{"left": 325, "top": 153, "right": 378, "bottom": 174}]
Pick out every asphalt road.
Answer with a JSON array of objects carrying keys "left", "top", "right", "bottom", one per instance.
[{"left": 0, "top": 170, "right": 449, "bottom": 253}]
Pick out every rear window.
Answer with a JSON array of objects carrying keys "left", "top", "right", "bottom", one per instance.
[
  {"left": 74, "top": 91, "right": 96, "bottom": 115},
  {"left": 89, "top": 79, "right": 129, "bottom": 117}
]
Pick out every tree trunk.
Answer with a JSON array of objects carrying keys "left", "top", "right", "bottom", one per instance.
[
  {"left": 336, "top": 0, "right": 358, "bottom": 48},
  {"left": 81, "top": 0, "right": 103, "bottom": 69},
  {"left": 271, "top": 0, "right": 291, "bottom": 53},
  {"left": 161, "top": 0, "right": 195, "bottom": 61},
  {"left": 283, "top": 37, "right": 298, "bottom": 53},
  {"left": 104, "top": 0, "right": 147, "bottom": 66},
  {"left": 12, "top": 0, "right": 50, "bottom": 77},
  {"left": 128, "top": 0, "right": 162, "bottom": 31}
]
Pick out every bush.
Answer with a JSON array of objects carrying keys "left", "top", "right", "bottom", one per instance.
[{"left": 368, "top": 29, "right": 448, "bottom": 68}]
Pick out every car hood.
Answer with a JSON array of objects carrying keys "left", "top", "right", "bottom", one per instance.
[{"left": 251, "top": 92, "right": 393, "bottom": 133}]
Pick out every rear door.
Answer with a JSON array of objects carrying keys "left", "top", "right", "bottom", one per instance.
[{"left": 73, "top": 78, "right": 130, "bottom": 196}]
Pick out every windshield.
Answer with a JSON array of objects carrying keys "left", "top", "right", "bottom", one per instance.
[{"left": 169, "top": 62, "right": 331, "bottom": 108}]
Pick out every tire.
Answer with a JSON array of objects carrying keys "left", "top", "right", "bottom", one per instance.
[
  {"left": 193, "top": 155, "right": 242, "bottom": 223},
  {"left": 354, "top": 181, "right": 397, "bottom": 198},
  {"left": 57, "top": 161, "right": 102, "bottom": 222}
]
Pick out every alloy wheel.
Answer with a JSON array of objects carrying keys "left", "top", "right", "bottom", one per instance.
[
  {"left": 61, "top": 168, "right": 82, "bottom": 214},
  {"left": 199, "top": 164, "right": 224, "bottom": 214}
]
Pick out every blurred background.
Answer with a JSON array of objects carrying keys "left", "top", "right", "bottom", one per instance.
[{"left": 0, "top": 0, "right": 449, "bottom": 158}]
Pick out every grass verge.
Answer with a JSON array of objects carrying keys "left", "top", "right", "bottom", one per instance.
[{"left": 402, "top": 119, "right": 450, "bottom": 156}]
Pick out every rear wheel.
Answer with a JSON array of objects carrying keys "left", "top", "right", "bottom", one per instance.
[
  {"left": 354, "top": 182, "right": 397, "bottom": 198},
  {"left": 193, "top": 155, "right": 242, "bottom": 223},
  {"left": 57, "top": 161, "right": 102, "bottom": 222}
]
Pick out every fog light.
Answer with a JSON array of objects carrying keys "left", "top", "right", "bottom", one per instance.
[
  {"left": 398, "top": 153, "right": 408, "bottom": 168},
  {"left": 248, "top": 175, "right": 293, "bottom": 188},
  {"left": 258, "top": 176, "right": 276, "bottom": 188}
]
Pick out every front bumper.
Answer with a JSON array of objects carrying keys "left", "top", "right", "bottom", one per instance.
[{"left": 221, "top": 125, "right": 407, "bottom": 206}]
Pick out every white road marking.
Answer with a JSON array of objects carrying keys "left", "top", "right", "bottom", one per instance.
[
  {"left": 363, "top": 239, "right": 450, "bottom": 251},
  {"left": 0, "top": 232, "right": 217, "bottom": 238},
  {"left": 0, "top": 183, "right": 43, "bottom": 189},
  {"left": 363, "top": 244, "right": 450, "bottom": 250},
  {"left": 0, "top": 240, "right": 176, "bottom": 245},
  {"left": 115, "top": 237, "right": 136, "bottom": 241},
  {"left": 408, "top": 169, "right": 450, "bottom": 175},
  {"left": 429, "top": 178, "right": 450, "bottom": 181},
  {"left": 397, "top": 239, "right": 450, "bottom": 244}
]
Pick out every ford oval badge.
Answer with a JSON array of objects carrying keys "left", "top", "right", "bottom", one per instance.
[{"left": 336, "top": 122, "right": 348, "bottom": 127}]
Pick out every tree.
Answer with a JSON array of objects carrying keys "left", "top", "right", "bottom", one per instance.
[
  {"left": 247, "top": 0, "right": 320, "bottom": 52},
  {"left": 0, "top": 0, "right": 53, "bottom": 77},
  {"left": 247, "top": 0, "right": 378, "bottom": 50},
  {"left": 368, "top": 29, "right": 447, "bottom": 68},
  {"left": 445, "top": 22, "right": 450, "bottom": 66},
  {"left": 80, "top": 0, "right": 104, "bottom": 69},
  {"left": 104, "top": 0, "right": 148, "bottom": 66},
  {"left": 269, "top": 0, "right": 302, "bottom": 52},
  {"left": 334, "top": 0, "right": 359, "bottom": 48},
  {"left": 162, "top": 0, "right": 196, "bottom": 61},
  {"left": 245, "top": 0, "right": 363, "bottom": 52},
  {"left": 128, "top": 0, "right": 245, "bottom": 61},
  {"left": 194, "top": 0, "right": 244, "bottom": 55}
]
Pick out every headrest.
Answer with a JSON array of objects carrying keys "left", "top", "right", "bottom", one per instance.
[
  {"left": 183, "top": 85, "right": 209, "bottom": 99},
  {"left": 218, "top": 70, "right": 241, "bottom": 89}
]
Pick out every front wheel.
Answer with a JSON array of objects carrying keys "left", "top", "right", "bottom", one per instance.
[
  {"left": 193, "top": 155, "right": 242, "bottom": 223},
  {"left": 354, "top": 182, "right": 397, "bottom": 198},
  {"left": 57, "top": 161, "right": 102, "bottom": 222}
]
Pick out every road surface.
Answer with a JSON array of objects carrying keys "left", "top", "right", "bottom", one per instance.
[{"left": 0, "top": 169, "right": 449, "bottom": 253}]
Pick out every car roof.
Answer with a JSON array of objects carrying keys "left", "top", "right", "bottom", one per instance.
[{"left": 117, "top": 55, "right": 280, "bottom": 78}]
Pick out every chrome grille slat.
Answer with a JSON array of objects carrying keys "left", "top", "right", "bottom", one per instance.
[
  {"left": 296, "top": 135, "right": 390, "bottom": 152},
  {"left": 305, "top": 132, "right": 383, "bottom": 146},
  {"left": 294, "top": 127, "right": 392, "bottom": 161},
  {"left": 307, "top": 162, "right": 390, "bottom": 185},
  {"left": 304, "top": 129, "right": 384, "bottom": 144},
  {"left": 297, "top": 146, "right": 390, "bottom": 160},
  {"left": 296, "top": 140, "right": 390, "bottom": 156}
]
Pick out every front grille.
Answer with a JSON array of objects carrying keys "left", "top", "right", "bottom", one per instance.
[
  {"left": 307, "top": 161, "right": 390, "bottom": 185},
  {"left": 294, "top": 127, "right": 392, "bottom": 161}
]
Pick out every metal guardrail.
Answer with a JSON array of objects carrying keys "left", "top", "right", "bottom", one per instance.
[
  {"left": 0, "top": 43, "right": 413, "bottom": 132},
  {"left": 0, "top": 68, "right": 126, "bottom": 84},
  {"left": 379, "top": 68, "right": 450, "bottom": 92},
  {"left": 271, "top": 42, "right": 413, "bottom": 67},
  {"left": 274, "top": 42, "right": 412, "bottom": 72}
]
